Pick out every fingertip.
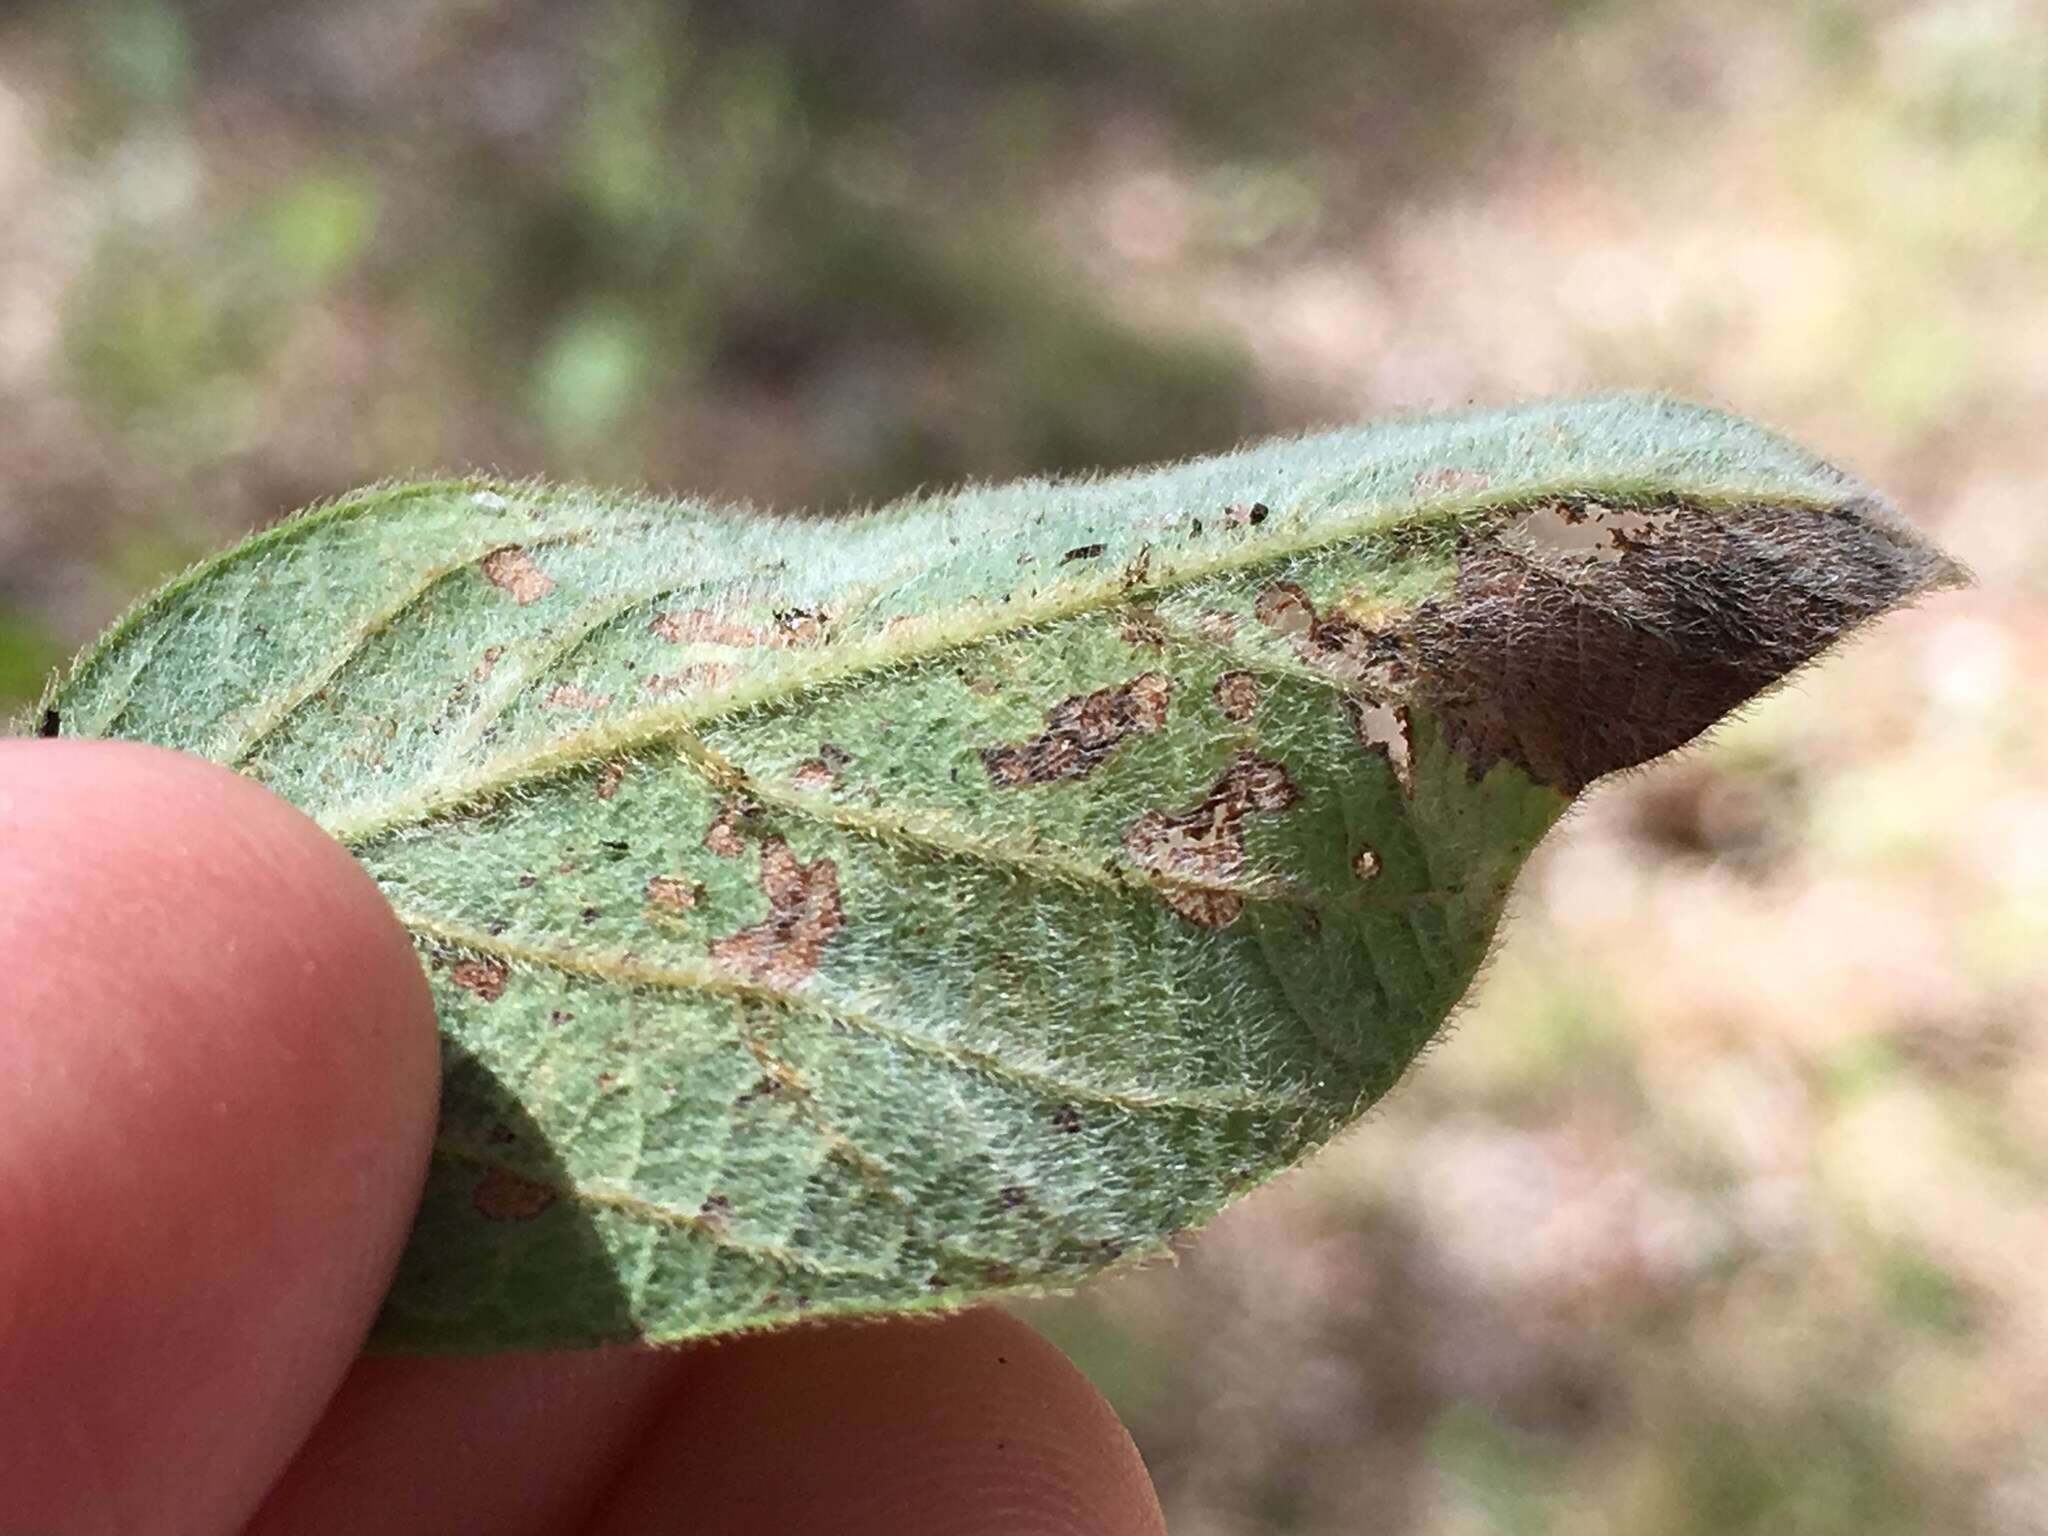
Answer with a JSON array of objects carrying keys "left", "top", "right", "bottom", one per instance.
[
  {"left": 593, "top": 1308, "right": 1166, "bottom": 1536},
  {"left": 0, "top": 741, "right": 441, "bottom": 1533}
]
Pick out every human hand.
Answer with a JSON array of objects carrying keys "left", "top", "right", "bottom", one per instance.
[{"left": 0, "top": 740, "right": 1166, "bottom": 1534}]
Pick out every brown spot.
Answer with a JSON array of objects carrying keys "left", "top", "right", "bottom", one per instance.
[
  {"left": 791, "top": 759, "right": 836, "bottom": 791},
  {"left": 1406, "top": 498, "right": 1961, "bottom": 792},
  {"left": 1061, "top": 544, "right": 1106, "bottom": 563},
  {"left": 708, "top": 837, "right": 845, "bottom": 989},
  {"left": 481, "top": 547, "right": 555, "bottom": 604},
  {"left": 698, "top": 1193, "right": 733, "bottom": 1229},
  {"left": 1122, "top": 752, "right": 1302, "bottom": 928},
  {"left": 1352, "top": 846, "right": 1383, "bottom": 880},
  {"left": 473, "top": 645, "right": 504, "bottom": 680},
  {"left": 545, "top": 683, "right": 610, "bottom": 711},
  {"left": 643, "top": 663, "right": 735, "bottom": 697},
  {"left": 1120, "top": 544, "right": 1152, "bottom": 589},
  {"left": 450, "top": 957, "right": 509, "bottom": 1001},
  {"left": 1120, "top": 607, "right": 1168, "bottom": 650},
  {"left": 1253, "top": 581, "right": 1316, "bottom": 640},
  {"left": 1196, "top": 609, "right": 1239, "bottom": 643},
  {"left": 980, "top": 672, "right": 1173, "bottom": 788},
  {"left": 1212, "top": 669, "right": 1260, "bottom": 723},
  {"left": 472, "top": 1167, "right": 555, "bottom": 1221},
  {"left": 1052, "top": 1105, "right": 1083, "bottom": 1134},
  {"left": 644, "top": 874, "right": 700, "bottom": 913},
  {"left": 998, "top": 1184, "right": 1030, "bottom": 1209},
  {"left": 1413, "top": 466, "right": 1493, "bottom": 496},
  {"left": 703, "top": 800, "right": 751, "bottom": 857},
  {"left": 1224, "top": 501, "right": 1270, "bottom": 528},
  {"left": 595, "top": 760, "right": 626, "bottom": 800}
]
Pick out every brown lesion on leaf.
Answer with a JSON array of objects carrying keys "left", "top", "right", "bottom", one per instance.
[
  {"left": 473, "top": 644, "right": 504, "bottom": 680},
  {"left": 1223, "top": 501, "right": 1270, "bottom": 528},
  {"left": 643, "top": 874, "right": 701, "bottom": 913},
  {"left": 703, "top": 798, "right": 757, "bottom": 858},
  {"left": 643, "top": 662, "right": 735, "bottom": 698},
  {"left": 594, "top": 760, "right": 626, "bottom": 800},
  {"left": 544, "top": 683, "right": 610, "bottom": 711},
  {"left": 1212, "top": 669, "right": 1260, "bottom": 723},
  {"left": 980, "top": 672, "right": 1173, "bottom": 788},
  {"left": 1255, "top": 580, "right": 1409, "bottom": 691},
  {"left": 789, "top": 744, "right": 851, "bottom": 792},
  {"left": 1120, "top": 607, "right": 1168, "bottom": 650},
  {"left": 480, "top": 547, "right": 556, "bottom": 604},
  {"left": 1196, "top": 609, "right": 1239, "bottom": 644},
  {"left": 648, "top": 605, "right": 833, "bottom": 649},
  {"left": 1404, "top": 496, "right": 1963, "bottom": 792},
  {"left": 449, "top": 956, "right": 509, "bottom": 1001},
  {"left": 1352, "top": 845, "right": 1383, "bottom": 881},
  {"left": 708, "top": 837, "right": 845, "bottom": 989},
  {"left": 472, "top": 1167, "right": 556, "bottom": 1221},
  {"left": 1122, "top": 751, "right": 1303, "bottom": 927}
]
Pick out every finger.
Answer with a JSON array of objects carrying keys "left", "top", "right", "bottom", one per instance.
[
  {"left": 244, "top": 1347, "right": 686, "bottom": 1536},
  {"left": 590, "top": 1308, "right": 1166, "bottom": 1536},
  {"left": 0, "top": 740, "right": 441, "bottom": 1535}
]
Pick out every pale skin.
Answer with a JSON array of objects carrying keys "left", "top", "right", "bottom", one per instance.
[{"left": 0, "top": 740, "right": 1167, "bottom": 1535}]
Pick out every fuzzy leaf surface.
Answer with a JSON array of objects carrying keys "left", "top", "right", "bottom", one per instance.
[{"left": 40, "top": 394, "right": 1959, "bottom": 1351}]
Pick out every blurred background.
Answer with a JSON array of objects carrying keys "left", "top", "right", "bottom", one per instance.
[{"left": 2, "top": 1, "right": 2043, "bottom": 1529}]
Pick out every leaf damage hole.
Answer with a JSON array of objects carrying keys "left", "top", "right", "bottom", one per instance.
[
  {"left": 1122, "top": 751, "right": 1303, "bottom": 928},
  {"left": 480, "top": 547, "right": 556, "bottom": 604},
  {"left": 472, "top": 1167, "right": 556, "bottom": 1221},
  {"left": 1341, "top": 696, "right": 1415, "bottom": 797},
  {"left": 708, "top": 837, "right": 845, "bottom": 989},
  {"left": 1501, "top": 499, "right": 1681, "bottom": 565},
  {"left": 980, "top": 672, "right": 1173, "bottom": 788}
]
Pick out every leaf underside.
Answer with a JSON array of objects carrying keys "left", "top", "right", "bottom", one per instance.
[{"left": 40, "top": 394, "right": 1959, "bottom": 1353}]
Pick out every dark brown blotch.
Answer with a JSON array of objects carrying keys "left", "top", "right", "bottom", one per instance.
[
  {"left": 1212, "top": 669, "right": 1260, "bottom": 723},
  {"left": 1122, "top": 751, "right": 1303, "bottom": 928},
  {"left": 450, "top": 956, "right": 509, "bottom": 1001},
  {"left": 980, "top": 672, "right": 1173, "bottom": 788}
]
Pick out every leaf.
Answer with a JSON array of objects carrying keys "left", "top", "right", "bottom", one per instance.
[{"left": 37, "top": 394, "right": 1960, "bottom": 1353}]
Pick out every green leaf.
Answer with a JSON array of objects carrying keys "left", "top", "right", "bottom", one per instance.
[{"left": 38, "top": 394, "right": 1960, "bottom": 1352}]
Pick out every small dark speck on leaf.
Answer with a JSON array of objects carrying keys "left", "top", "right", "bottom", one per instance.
[
  {"left": 1061, "top": 544, "right": 1106, "bottom": 563},
  {"left": 36, "top": 709, "right": 59, "bottom": 738}
]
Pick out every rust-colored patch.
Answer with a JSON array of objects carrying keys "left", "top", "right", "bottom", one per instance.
[
  {"left": 788, "top": 743, "right": 850, "bottom": 792},
  {"left": 703, "top": 799, "right": 753, "bottom": 858},
  {"left": 595, "top": 760, "right": 626, "bottom": 800},
  {"left": 545, "top": 683, "right": 610, "bottom": 711},
  {"left": 450, "top": 957, "right": 509, "bottom": 1001},
  {"left": 644, "top": 874, "right": 701, "bottom": 913},
  {"left": 643, "top": 662, "right": 735, "bottom": 698},
  {"left": 980, "top": 672, "right": 1173, "bottom": 788},
  {"left": 481, "top": 547, "right": 555, "bottom": 604},
  {"left": 472, "top": 1167, "right": 555, "bottom": 1221},
  {"left": 709, "top": 837, "right": 845, "bottom": 989},
  {"left": 1122, "top": 752, "right": 1303, "bottom": 928},
  {"left": 1212, "top": 669, "right": 1260, "bottom": 723}
]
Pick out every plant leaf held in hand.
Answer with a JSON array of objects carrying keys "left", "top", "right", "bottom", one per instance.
[{"left": 39, "top": 395, "right": 1960, "bottom": 1352}]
